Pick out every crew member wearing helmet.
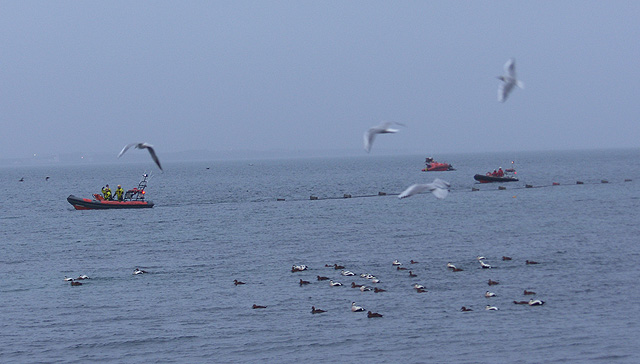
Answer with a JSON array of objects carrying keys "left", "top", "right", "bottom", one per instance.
[
  {"left": 102, "top": 184, "right": 112, "bottom": 200},
  {"left": 115, "top": 185, "right": 125, "bottom": 201}
]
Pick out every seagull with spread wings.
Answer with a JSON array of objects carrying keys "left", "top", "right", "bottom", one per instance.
[
  {"left": 118, "top": 142, "right": 163, "bottom": 171},
  {"left": 497, "top": 58, "right": 524, "bottom": 102},
  {"left": 398, "top": 178, "right": 451, "bottom": 200},
  {"left": 363, "top": 121, "right": 405, "bottom": 153}
]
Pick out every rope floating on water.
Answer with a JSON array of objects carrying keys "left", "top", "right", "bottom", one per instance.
[{"left": 275, "top": 179, "right": 633, "bottom": 202}]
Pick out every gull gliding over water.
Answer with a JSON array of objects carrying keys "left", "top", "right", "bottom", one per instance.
[
  {"left": 497, "top": 58, "right": 524, "bottom": 103},
  {"left": 363, "top": 122, "right": 405, "bottom": 153},
  {"left": 398, "top": 179, "right": 451, "bottom": 200},
  {"left": 118, "top": 143, "right": 163, "bottom": 171}
]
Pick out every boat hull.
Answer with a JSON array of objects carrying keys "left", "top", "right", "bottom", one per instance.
[
  {"left": 422, "top": 163, "right": 455, "bottom": 172},
  {"left": 473, "top": 174, "right": 519, "bottom": 183},
  {"left": 67, "top": 195, "right": 154, "bottom": 210}
]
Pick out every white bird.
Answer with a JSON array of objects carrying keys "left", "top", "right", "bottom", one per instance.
[
  {"left": 447, "top": 262, "right": 456, "bottom": 270},
  {"left": 398, "top": 179, "right": 451, "bottom": 200},
  {"left": 118, "top": 143, "right": 163, "bottom": 171},
  {"left": 351, "top": 302, "right": 365, "bottom": 312},
  {"left": 528, "top": 299, "right": 545, "bottom": 306},
  {"left": 76, "top": 275, "right": 90, "bottom": 280},
  {"left": 291, "top": 265, "right": 308, "bottom": 272},
  {"left": 485, "top": 291, "right": 496, "bottom": 298},
  {"left": 341, "top": 270, "right": 355, "bottom": 276},
  {"left": 360, "top": 285, "right": 371, "bottom": 292},
  {"left": 497, "top": 58, "right": 524, "bottom": 102},
  {"left": 133, "top": 268, "right": 147, "bottom": 275},
  {"left": 485, "top": 305, "right": 499, "bottom": 311},
  {"left": 413, "top": 283, "right": 425, "bottom": 290},
  {"left": 329, "top": 280, "right": 343, "bottom": 286},
  {"left": 476, "top": 256, "right": 486, "bottom": 261},
  {"left": 363, "top": 122, "right": 404, "bottom": 153},
  {"left": 371, "top": 278, "right": 380, "bottom": 284},
  {"left": 479, "top": 261, "right": 492, "bottom": 269},
  {"left": 64, "top": 276, "right": 73, "bottom": 281},
  {"left": 392, "top": 260, "right": 402, "bottom": 266}
]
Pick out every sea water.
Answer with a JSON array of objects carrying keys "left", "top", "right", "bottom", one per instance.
[{"left": 1, "top": 149, "right": 639, "bottom": 363}]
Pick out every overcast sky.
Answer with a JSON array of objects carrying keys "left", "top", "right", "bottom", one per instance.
[{"left": 1, "top": 1, "right": 639, "bottom": 159}]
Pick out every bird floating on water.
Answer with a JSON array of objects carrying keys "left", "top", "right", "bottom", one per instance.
[
  {"left": 363, "top": 121, "right": 405, "bottom": 153},
  {"left": 398, "top": 179, "right": 451, "bottom": 200},
  {"left": 118, "top": 142, "right": 163, "bottom": 171},
  {"left": 329, "top": 280, "right": 342, "bottom": 287},
  {"left": 485, "top": 305, "right": 499, "bottom": 311},
  {"left": 497, "top": 58, "right": 524, "bottom": 102},
  {"left": 351, "top": 302, "right": 365, "bottom": 312},
  {"left": 311, "top": 306, "right": 326, "bottom": 314},
  {"left": 291, "top": 265, "right": 308, "bottom": 272},
  {"left": 134, "top": 268, "right": 147, "bottom": 275},
  {"left": 528, "top": 299, "right": 545, "bottom": 306},
  {"left": 367, "top": 311, "right": 383, "bottom": 318}
]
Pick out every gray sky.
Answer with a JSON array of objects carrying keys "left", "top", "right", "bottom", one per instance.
[{"left": 1, "top": 1, "right": 639, "bottom": 160}]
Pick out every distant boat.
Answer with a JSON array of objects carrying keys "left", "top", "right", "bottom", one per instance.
[{"left": 421, "top": 157, "right": 455, "bottom": 172}]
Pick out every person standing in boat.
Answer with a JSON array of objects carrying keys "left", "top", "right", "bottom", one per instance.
[
  {"left": 102, "top": 184, "right": 112, "bottom": 200},
  {"left": 497, "top": 167, "right": 504, "bottom": 177},
  {"left": 114, "top": 185, "right": 124, "bottom": 201}
]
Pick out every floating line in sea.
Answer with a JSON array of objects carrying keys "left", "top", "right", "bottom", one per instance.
[{"left": 275, "top": 179, "right": 633, "bottom": 202}]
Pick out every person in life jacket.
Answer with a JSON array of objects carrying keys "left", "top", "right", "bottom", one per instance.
[
  {"left": 115, "top": 185, "right": 124, "bottom": 201},
  {"left": 102, "top": 184, "right": 112, "bottom": 200},
  {"left": 497, "top": 167, "right": 504, "bottom": 177}
]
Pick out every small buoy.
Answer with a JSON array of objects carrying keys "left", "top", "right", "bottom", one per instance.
[
  {"left": 343, "top": 194, "right": 352, "bottom": 198},
  {"left": 277, "top": 198, "right": 285, "bottom": 201},
  {"left": 552, "top": 182, "right": 560, "bottom": 186},
  {"left": 378, "top": 192, "right": 386, "bottom": 196},
  {"left": 512, "top": 195, "right": 516, "bottom": 198},
  {"left": 525, "top": 184, "right": 533, "bottom": 188},
  {"left": 601, "top": 180, "right": 608, "bottom": 184},
  {"left": 576, "top": 181, "right": 584, "bottom": 185},
  {"left": 310, "top": 196, "right": 318, "bottom": 200},
  {"left": 498, "top": 186, "right": 506, "bottom": 190}
]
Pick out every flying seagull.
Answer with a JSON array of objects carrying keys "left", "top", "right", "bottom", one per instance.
[
  {"left": 497, "top": 58, "right": 524, "bottom": 102},
  {"left": 363, "top": 121, "right": 405, "bottom": 153},
  {"left": 398, "top": 178, "right": 451, "bottom": 199},
  {"left": 118, "top": 143, "right": 163, "bottom": 171}
]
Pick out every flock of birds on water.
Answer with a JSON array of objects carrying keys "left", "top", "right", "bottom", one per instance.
[
  {"left": 233, "top": 254, "right": 545, "bottom": 318},
  {"left": 63, "top": 253, "right": 545, "bottom": 317},
  {"left": 63, "top": 268, "right": 147, "bottom": 286}
]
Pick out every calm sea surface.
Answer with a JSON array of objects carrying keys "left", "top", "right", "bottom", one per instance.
[{"left": 1, "top": 149, "right": 639, "bottom": 363}]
